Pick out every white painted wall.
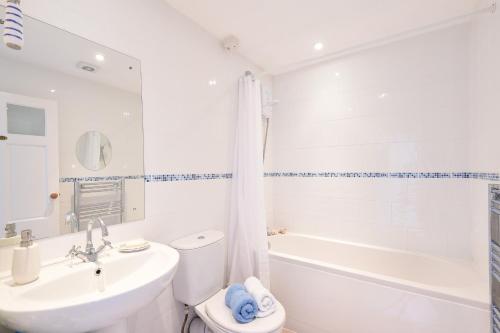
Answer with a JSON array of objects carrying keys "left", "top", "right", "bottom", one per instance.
[
  {"left": 0, "top": 0, "right": 264, "bottom": 332},
  {"left": 271, "top": 24, "right": 474, "bottom": 261}
]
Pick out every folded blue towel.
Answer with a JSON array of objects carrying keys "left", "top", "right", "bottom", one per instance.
[
  {"left": 225, "top": 284, "right": 258, "bottom": 323},
  {"left": 225, "top": 283, "right": 246, "bottom": 307}
]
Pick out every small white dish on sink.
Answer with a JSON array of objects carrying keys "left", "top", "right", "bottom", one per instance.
[{"left": 118, "top": 238, "right": 151, "bottom": 252}]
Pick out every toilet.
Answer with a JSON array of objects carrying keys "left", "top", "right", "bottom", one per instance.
[{"left": 170, "top": 230, "right": 286, "bottom": 333}]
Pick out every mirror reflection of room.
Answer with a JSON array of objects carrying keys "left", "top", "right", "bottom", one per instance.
[
  {"left": 76, "top": 131, "right": 113, "bottom": 171},
  {"left": 0, "top": 11, "right": 144, "bottom": 240}
]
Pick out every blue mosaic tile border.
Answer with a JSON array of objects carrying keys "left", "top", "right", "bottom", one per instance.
[
  {"left": 144, "top": 173, "right": 232, "bottom": 182},
  {"left": 60, "top": 172, "right": 500, "bottom": 183},
  {"left": 60, "top": 175, "right": 145, "bottom": 183},
  {"left": 265, "top": 172, "right": 500, "bottom": 180},
  {"left": 59, "top": 174, "right": 233, "bottom": 183}
]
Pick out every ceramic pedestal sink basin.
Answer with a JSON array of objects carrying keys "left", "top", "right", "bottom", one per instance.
[{"left": 0, "top": 242, "right": 179, "bottom": 333}]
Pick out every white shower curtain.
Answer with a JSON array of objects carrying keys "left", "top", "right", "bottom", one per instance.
[
  {"left": 227, "top": 74, "right": 270, "bottom": 288},
  {"left": 83, "top": 131, "right": 101, "bottom": 170}
]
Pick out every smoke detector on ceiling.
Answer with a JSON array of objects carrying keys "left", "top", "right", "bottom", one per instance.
[
  {"left": 222, "top": 35, "right": 240, "bottom": 52},
  {"left": 76, "top": 61, "right": 99, "bottom": 73}
]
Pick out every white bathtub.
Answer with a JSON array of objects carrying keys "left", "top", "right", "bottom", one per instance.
[{"left": 268, "top": 233, "right": 490, "bottom": 333}]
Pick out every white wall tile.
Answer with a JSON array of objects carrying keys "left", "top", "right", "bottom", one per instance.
[
  {"left": 271, "top": 23, "right": 475, "bottom": 264},
  {"left": 467, "top": 0, "right": 500, "bottom": 279}
]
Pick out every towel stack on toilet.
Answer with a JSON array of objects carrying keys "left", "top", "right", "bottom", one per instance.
[
  {"left": 244, "top": 277, "right": 277, "bottom": 318},
  {"left": 225, "top": 276, "right": 277, "bottom": 324}
]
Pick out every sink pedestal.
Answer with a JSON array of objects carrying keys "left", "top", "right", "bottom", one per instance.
[{"left": 94, "top": 319, "right": 127, "bottom": 333}]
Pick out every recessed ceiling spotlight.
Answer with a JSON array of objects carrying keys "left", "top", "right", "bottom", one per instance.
[
  {"left": 49, "top": 89, "right": 56, "bottom": 93},
  {"left": 95, "top": 54, "right": 105, "bottom": 62},
  {"left": 208, "top": 79, "right": 217, "bottom": 86},
  {"left": 314, "top": 42, "right": 324, "bottom": 51},
  {"left": 77, "top": 61, "right": 98, "bottom": 73},
  {"left": 378, "top": 92, "right": 388, "bottom": 99}
]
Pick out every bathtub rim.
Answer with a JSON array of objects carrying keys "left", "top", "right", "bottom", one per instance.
[{"left": 268, "top": 233, "right": 489, "bottom": 310}]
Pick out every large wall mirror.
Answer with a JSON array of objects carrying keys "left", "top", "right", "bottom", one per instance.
[{"left": 0, "top": 8, "right": 144, "bottom": 242}]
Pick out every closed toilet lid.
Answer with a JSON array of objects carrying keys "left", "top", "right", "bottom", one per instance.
[{"left": 205, "top": 289, "right": 286, "bottom": 333}]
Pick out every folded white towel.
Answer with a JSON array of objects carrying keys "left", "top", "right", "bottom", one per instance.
[{"left": 244, "top": 276, "right": 277, "bottom": 318}]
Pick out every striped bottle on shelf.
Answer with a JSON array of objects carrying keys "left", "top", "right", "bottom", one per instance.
[{"left": 3, "top": 0, "right": 24, "bottom": 50}]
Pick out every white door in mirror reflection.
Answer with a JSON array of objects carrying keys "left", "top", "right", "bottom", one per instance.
[
  {"left": 0, "top": 92, "right": 59, "bottom": 239},
  {"left": 76, "top": 131, "right": 112, "bottom": 171}
]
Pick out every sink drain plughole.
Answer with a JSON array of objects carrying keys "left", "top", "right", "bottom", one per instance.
[{"left": 95, "top": 267, "right": 106, "bottom": 292}]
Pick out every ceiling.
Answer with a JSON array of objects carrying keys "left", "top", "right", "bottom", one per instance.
[
  {"left": 165, "top": 0, "right": 480, "bottom": 75},
  {"left": 0, "top": 7, "right": 141, "bottom": 94}
]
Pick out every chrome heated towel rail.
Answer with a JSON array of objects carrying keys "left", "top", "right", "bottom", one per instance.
[
  {"left": 490, "top": 185, "right": 500, "bottom": 333},
  {"left": 74, "top": 179, "right": 125, "bottom": 230}
]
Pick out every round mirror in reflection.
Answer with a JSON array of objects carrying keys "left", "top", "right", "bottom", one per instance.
[{"left": 75, "top": 131, "right": 112, "bottom": 171}]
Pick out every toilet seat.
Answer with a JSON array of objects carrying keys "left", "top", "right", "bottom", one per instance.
[{"left": 200, "top": 289, "right": 286, "bottom": 333}]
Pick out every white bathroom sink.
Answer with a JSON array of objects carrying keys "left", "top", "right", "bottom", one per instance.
[{"left": 0, "top": 242, "right": 179, "bottom": 333}]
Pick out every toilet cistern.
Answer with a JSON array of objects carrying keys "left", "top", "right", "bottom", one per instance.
[
  {"left": 170, "top": 230, "right": 286, "bottom": 333},
  {"left": 67, "top": 217, "right": 113, "bottom": 262}
]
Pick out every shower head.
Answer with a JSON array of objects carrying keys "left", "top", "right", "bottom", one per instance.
[{"left": 262, "top": 99, "right": 278, "bottom": 119}]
